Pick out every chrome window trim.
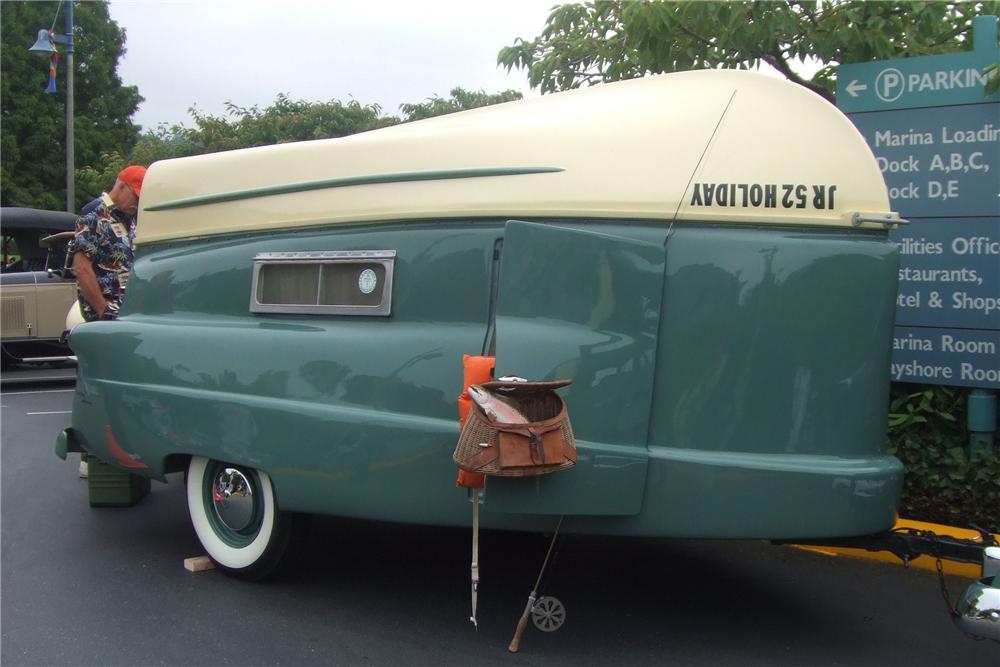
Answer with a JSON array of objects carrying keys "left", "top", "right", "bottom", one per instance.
[{"left": 250, "top": 250, "right": 395, "bottom": 316}]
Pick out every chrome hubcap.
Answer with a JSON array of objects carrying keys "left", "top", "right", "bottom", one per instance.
[{"left": 212, "top": 467, "right": 255, "bottom": 532}]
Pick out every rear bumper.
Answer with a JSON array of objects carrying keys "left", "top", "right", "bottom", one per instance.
[
  {"left": 955, "top": 546, "right": 1000, "bottom": 642},
  {"left": 955, "top": 579, "right": 1000, "bottom": 641}
]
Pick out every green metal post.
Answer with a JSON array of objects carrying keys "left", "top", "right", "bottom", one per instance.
[{"left": 967, "top": 389, "right": 996, "bottom": 461}]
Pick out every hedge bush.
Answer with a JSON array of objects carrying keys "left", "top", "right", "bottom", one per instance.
[{"left": 888, "top": 384, "right": 1000, "bottom": 534}]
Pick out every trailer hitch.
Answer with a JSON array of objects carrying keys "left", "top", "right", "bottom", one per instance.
[
  {"left": 776, "top": 526, "right": 1000, "bottom": 642},
  {"left": 778, "top": 525, "right": 997, "bottom": 567}
]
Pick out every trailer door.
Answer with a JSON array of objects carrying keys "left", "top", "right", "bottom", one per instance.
[{"left": 485, "top": 221, "right": 665, "bottom": 516}]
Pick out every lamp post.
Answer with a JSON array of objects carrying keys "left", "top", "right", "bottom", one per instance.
[{"left": 29, "top": 1, "right": 75, "bottom": 213}]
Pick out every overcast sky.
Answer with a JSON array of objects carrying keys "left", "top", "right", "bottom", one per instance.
[{"left": 107, "top": 0, "right": 557, "bottom": 130}]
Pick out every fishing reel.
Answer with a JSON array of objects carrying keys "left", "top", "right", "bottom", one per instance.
[{"left": 531, "top": 596, "right": 566, "bottom": 632}]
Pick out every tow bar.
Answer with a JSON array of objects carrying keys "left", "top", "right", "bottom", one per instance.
[{"left": 778, "top": 526, "right": 1000, "bottom": 642}]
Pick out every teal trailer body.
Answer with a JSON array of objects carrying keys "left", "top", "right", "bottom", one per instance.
[{"left": 61, "top": 70, "right": 906, "bottom": 578}]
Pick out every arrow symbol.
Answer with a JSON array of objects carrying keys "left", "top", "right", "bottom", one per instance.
[{"left": 846, "top": 79, "right": 868, "bottom": 97}]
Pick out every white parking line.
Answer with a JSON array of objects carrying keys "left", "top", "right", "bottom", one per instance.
[
  {"left": 26, "top": 411, "right": 73, "bottom": 415},
  {"left": 1, "top": 389, "right": 76, "bottom": 396}
]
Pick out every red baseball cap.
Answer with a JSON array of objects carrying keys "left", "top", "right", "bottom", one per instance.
[{"left": 118, "top": 165, "right": 147, "bottom": 197}]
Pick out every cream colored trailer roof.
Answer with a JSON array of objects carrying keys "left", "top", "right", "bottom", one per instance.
[{"left": 137, "top": 70, "right": 895, "bottom": 245}]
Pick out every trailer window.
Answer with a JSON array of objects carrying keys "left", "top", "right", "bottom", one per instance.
[{"left": 250, "top": 250, "right": 395, "bottom": 316}]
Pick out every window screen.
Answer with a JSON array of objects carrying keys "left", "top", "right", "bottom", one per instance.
[{"left": 250, "top": 251, "right": 395, "bottom": 316}]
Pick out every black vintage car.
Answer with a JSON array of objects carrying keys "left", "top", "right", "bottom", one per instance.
[{"left": 1, "top": 207, "right": 78, "bottom": 367}]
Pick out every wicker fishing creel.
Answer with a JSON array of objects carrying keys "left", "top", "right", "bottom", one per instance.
[{"left": 453, "top": 381, "right": 576, "bottom": 477}]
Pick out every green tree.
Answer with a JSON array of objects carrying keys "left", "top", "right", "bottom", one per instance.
[
  {"left": 1, "top": 0, "right": 142, "bottom": 211},
  {"left": 84, "top": 87, "right": 525, "bottom": 187},
  {"left": 498, "top": 1, "right": 1000, "bottom": 102},
  {"left": 400, "top": 87, "right": 523, "bottom": 121},
  {"left": 182, "top": 94, "right": 398, "bottom": 153},
  {"left": 79, "top": 94, "right": 400, "bottom": 190}
]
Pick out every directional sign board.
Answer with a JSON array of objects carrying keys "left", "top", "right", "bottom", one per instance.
[
  {"left": 837, "top": 48, "right": 1000, "bottom": 112},
  {"left": 838, "top": 16, "right": 1000, "bottom": 389},
  {"left": 848, "top": 104, "right": 998, "bottom": 218}
]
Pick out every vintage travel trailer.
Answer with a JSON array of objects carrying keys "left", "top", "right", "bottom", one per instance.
[{"left": 55, "top": 70, "right": 997, "bottom": 638}]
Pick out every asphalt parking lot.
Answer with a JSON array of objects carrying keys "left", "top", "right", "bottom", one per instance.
[{"left": 2, "top": 377, "right": 997, "bottom": 666}]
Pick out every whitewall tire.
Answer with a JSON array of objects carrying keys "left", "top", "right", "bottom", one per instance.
[{"left": 186, "top": 456, "right": 307, "bottom": 580}]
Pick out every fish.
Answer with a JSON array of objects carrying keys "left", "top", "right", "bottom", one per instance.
[{"left": 467, "top": 385, "right": 529, "bottom": 424}]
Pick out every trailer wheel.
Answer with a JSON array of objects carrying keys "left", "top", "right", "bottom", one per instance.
[{"left": 186, "top": 456, "right": 307, "bottom": 580}]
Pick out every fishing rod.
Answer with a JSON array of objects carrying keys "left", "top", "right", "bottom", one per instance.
[{"left": 508, "top": 515, "right": 564, "bottom": 653}]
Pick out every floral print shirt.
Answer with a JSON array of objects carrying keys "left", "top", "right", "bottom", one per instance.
[{"left": 69, "top": 193, "right": 137, "bottom": 322}]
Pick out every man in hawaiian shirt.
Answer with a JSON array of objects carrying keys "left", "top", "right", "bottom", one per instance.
[{"left": 69, "top": 165, "right": 146, "bottom": 321}]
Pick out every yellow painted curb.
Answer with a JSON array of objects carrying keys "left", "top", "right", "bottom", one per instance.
[{"left": 794, "top": 518, "right": 998, "bottom": 580}]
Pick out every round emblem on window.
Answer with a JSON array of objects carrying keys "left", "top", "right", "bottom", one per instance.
[{"left": 358, "top": 268, "right": 378, "bottom": 295}]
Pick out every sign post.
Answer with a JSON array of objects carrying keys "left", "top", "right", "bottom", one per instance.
[{"left": 837, "top": 15, "right": 999, "bottom": 454}]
